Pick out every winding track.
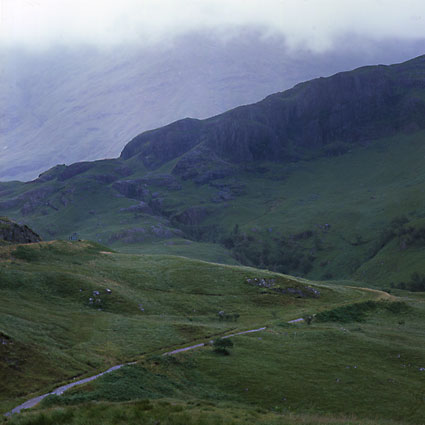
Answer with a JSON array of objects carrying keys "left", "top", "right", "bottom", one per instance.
[{"left": 5, "top": 323, "right": 298, "bottom": 416}]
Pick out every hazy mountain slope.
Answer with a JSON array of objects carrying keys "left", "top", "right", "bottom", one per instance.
[
  {"left": 122, "top": 55, "right": 425, "bottom": 167},
  {"left": 1, "top": 33, "right": 424, "bottom": 181}
]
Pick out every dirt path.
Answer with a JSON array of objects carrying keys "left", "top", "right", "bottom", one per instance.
[
  {"left": 287, "top": 318, "right": 304, "bottom": 324},
  {"left": 162, "top": 327, "right": 267, "bottom": 356},
  {"left": 5, "top": 363, "right": 136, "bottom": 416},
  {"left": 4, "top": 323, "right": 293, "bottom": 416}
]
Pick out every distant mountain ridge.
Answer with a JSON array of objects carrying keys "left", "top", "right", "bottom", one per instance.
[
  {"left": 1, "top": 33, "right": 425, "bottom": 181},
  {"left": 121, "top": 55, "right": 425, "bottom": 171}
]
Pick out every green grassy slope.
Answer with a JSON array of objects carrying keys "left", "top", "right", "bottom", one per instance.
[
  {"left": 5, "top": 400, "right": 406, "bottom": 425},
  {"left": 3, "top": 130, "right": 425, "bottom": 286},
  {"left": 0, "top": 241, "right": 386, "bottom": 415},
  {"left": 37, "top": 296, "right": 425, "bottom": 424},
  {"left": 10, "top": 294, "right": 425, "bottom": 424}
]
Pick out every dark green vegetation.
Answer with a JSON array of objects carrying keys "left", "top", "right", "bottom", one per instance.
[
  {"left": 4, "top": 400, "right": 405, "bottom": 425},
  {"left": 393, "top": 272, "right": 425, "bottom": 292},
  {"left": 212, "top": 337, "right": 234, "bottom": 355},
  {"left": 314, "top": 300, "right": 410, "bottom": 323}
]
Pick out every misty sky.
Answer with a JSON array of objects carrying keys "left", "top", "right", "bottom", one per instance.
[{"left": 1, "top": 0, "right": 425, "bottom": 52}]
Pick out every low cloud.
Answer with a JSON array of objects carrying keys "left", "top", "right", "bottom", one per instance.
[{"left": 1, "top": 0, "right": 425, "bottom": 51}]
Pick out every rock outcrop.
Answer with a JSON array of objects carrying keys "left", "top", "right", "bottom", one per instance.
[{"left": 0, "top": 217, "right": 42, "bottom": 244}]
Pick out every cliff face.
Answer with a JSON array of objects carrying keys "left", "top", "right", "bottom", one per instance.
[
  {"left": 0, "top": 217, "right": 42, "bottom": 244},
  {"left": 121, "top": 55, "right": 425, "bottom": 169}
]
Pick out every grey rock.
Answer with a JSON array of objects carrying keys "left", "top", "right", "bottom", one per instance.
[
  {"left": 0, "top": 217, "right": 42, "bottom": 243},
  {"left": 119, "top": 201, "right": 153, "bottom": 214}
]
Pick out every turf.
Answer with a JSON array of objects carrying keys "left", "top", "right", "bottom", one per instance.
[
  {"left": 0, "top": 240, "right": 380, "bottom": 414},
  {"left": 30, "top": 295, "right": 425, "bottom": 424}
]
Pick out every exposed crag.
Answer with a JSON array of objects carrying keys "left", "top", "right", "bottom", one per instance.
[{"left": 0, "top": 217, "right": 42, "bottom": 244}]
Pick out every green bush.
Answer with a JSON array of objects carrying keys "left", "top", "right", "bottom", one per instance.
[
  {"left": 315, "top": 301, "right": 410, "bottom": 323},
  {"left": 213, "top": 338, "right": 233, "bottom": 355},
  {"left": 395, "top": 272, "right": 425, "bottom": 292}
]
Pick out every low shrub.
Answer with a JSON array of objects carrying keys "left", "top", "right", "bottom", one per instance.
[
  {"left": 315, "top": 301, "right": 410, "bottom": 323},
  {"left": 213, "top": 338, "right": 234, "bottom": 355}
]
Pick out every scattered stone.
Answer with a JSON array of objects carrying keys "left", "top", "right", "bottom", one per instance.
[
  {"left": 119, "top": 201, "right": 153, "bottom": 214},
  {"left": 211, "top": 189, "right": 234, "bottom": 203},
  {"left": 105, "top": 289, "right": 112, "bottom": 294},
  {"left": 245, "top": 277, "right": 320, "bottom": 298},
  {"left": 93, "top": 290, "right": 100, "bottom": 296}
]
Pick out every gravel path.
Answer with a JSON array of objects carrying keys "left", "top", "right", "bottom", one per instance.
[
  {"left": 287, "top": 318, "right": 305, "bottom": 324},
  {"left": 162, "top": 327, "right": 267, "bottom": 356},
  {"left": 5, "top": 322, "right": 298, "bottom": 416},
  {"left": 5, "top": 363, "right": 135, "bottom": 416}
]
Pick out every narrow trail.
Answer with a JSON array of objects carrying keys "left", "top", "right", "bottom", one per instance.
[
  {"left": 162, "top": 327, "right": 267, "bottom": 356},
  {"left": 5, "top": 364, "right": 135, "bottom": 417},
  {"left": 5, "top": 322, "right": 299, "bottom": 417}
]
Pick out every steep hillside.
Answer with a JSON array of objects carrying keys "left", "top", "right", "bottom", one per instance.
[{"left": 1, "top": 55, "right": 425, "bottom": 286}]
